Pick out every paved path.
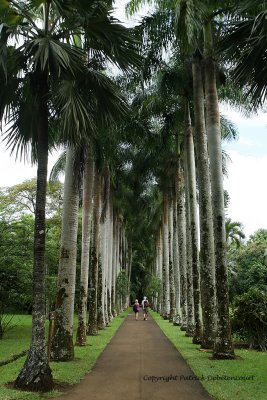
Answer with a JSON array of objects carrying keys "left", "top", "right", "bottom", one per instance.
[{"left": 57, "top": 312, "right": 213, "bottom": 400}]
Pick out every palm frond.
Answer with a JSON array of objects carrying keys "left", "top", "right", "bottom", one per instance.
[
  {"left": 83, "top": 69, "right": 129, "bottom": 125},
  {"left": 220, "top": 114, "right": 238, "bottom": 142},
  {"left": 73, "top": 2, "right": 143, "bottom": 71},
  {"left": 49, "top": 149, "right": 67, "bottom": 182},
  {"left": 220, "top": 5, "right": 267, "bottom": 107},
  {"left": 175, "top": 0, "right": 207, "bottom": 53},
  {"left": 52, "top": 78, "right": 96, "bottom": 145},
  {"left": 125, "top": 0, "right": 154, "bottom": 16}
]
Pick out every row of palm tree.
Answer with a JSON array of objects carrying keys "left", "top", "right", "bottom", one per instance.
[
  {"left": 0, "top": 0, "right": 141, "bottom": 391},
  {"left": 0, "top": 0, "right": 266, "bottom": 392},
  {"left": 126, "top": 0, "right": 266, "bottom": 360}
]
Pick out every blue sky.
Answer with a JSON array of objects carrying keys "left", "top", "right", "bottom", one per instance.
[{"left": 223, "top": 109, "right": 267, "bottom": 157}]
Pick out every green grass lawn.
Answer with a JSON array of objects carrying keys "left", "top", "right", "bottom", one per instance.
[
  {"left": 151, "top": 310, "right": 267, "bottom": 400},
  {"left": 0, "top": 310, "right": 129, "bottom": 400}
]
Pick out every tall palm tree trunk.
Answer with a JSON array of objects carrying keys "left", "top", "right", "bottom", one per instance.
[
  {"left": 105, "top": 197, "right": 113, "bottom": 324},
  {"left": 172, "top": 195, "right": 181, "bottom": 325},
  {"left": 50, "top": 147, "right": 79, "bottom": 361},
  {"left": 192, "top": 55, "right": 217, "bottom": 349},
  {"left": 204, "top": 32, "right": 234, "bottom": 357},
  {"left": 76, "top": 155, "right": 94, "bottom": 346},
  {"left": 87, "top": 169, "right": 101, "bottom": 336},
  {"left": 162, "top": 193, "right": 170, "bottom": 319},
  {"left": 127, "top": 237, "right": 132, "bottom": 309},
  {"left": 112, "top": 214, "right": 118, "bottom": 316},
  {"left": 157, "top": 228, "right": 163, "bottom": 314},
  {"left": 185, "top": 106, "right": 202, "bottom": 344},
  {"left": 168, "top": 197, "right": 176, "bottom": 322},
  {"left": 176, "top": 158, "right": 187, "bottom": 329},
  {"left": 98, "top": 193, "right": 107, "bottom": 330},
  {"left": 184, "top": 141, "right": 195, "bottom": 337},
  {"left": 15, "top": 74, "right": 53, "bottom": 391}
]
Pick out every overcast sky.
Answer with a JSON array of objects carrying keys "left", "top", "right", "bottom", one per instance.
[
  {"left": 222, "top": 109, "right": 267, "bottom": 238},
  {"left": 0, "top": 1, "right": 267, "bottom": 239}
]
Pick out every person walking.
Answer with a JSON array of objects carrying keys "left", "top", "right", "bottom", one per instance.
[
  {"left": 133, "top": 299, "right": 140, "bottom": 320},
  {"left": 141, "top": 296, "right": 149, "bottom": 320}
]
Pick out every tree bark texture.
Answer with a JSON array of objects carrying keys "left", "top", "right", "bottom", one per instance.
[
  {"left": 88, "top": 170, "right": 101, "bottom": 336},
  {"left": 50, "top": 147, "right": 79, "bottom": 361},
  {"left": 162, "top": 194, "right": 170, "bottom": 319},
  {"left": 204, "top": 54, "right": 234, "bottom": 359},
  {"left": 15, "top": 73, "right": 53, "bottom": 391},
  {"left": 184, "top": 145, "right": 195, "bottom": 337},
  {"left": 76, "top": 155, "right": 94, "bottom": 346},
  {"left": 176, "top": 159, "right": 187, "bottom": 329},
  {"left": 168, "top": 198, "right": 176, "bottom": 322},
  {"left": 192, "top": 56, "right": 217, "bottom": 349},
  {"left": 184, "top": 109, "right": 202, "bottom": 344},
  {"left": 172, "top": 196, "right": 181, "bottom": 325}
]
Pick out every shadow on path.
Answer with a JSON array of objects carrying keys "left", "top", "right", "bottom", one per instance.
[{"left": 56, "top": 312, "right": 212, "bottom": 400}]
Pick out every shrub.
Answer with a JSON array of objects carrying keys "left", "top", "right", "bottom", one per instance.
[
  {"left": 232, "top": 288, "right": 267, "bottom": 351},
  {"left": 0, "top": 303, "right": 15, "bottom": 339}
]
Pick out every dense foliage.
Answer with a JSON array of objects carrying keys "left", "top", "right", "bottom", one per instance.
[
  {"left": 0, "top": 180, "right": 63, "bottom": 314},
  {"left": 228, "top": 229, "right": 267, "bottom": 349}
]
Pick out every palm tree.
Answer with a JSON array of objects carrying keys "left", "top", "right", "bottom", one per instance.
[
  {"left": 50, "top": 69, "right": 132, "bottom": 358},
  {"left": 0, "top": 1, "right": 89, "bottom": 390},
  {"left": 225, "top": 218, "right": 245, "bottom": 247},
  {"left": 191, "top": 54, "right": 217, "bottom": 349},
  {"left": 201, "top": 2, "right": 235, "bottom": 359}
]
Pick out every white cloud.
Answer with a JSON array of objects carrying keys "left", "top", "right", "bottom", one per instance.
[{"left": 224, "top": 150, "right": 267, "bottom": 238}]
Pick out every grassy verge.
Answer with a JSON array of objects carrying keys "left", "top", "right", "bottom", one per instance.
[
  {"left": 0, "top": 310, "right": 129, "bottom": 400},
  {"left": 151, "top": 310, "right": 266, "bottom": 400}
]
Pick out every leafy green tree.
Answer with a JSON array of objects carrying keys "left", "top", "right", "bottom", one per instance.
[
  {"left": 0, "top": 181, "right": 62, "bottom": 313},
  {"left": 0, "top": 215, "right": 34, "bottom": 312},
  {"left": 228, "top": 229, "right": 267, "bottom": 301},
  {"left": 0, "top": 179, "right": 63, "bottom": 221}
]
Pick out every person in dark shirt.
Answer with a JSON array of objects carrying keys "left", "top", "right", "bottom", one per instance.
[{"left": 133, "top": 299, "right": 140, "bottom": 320}]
